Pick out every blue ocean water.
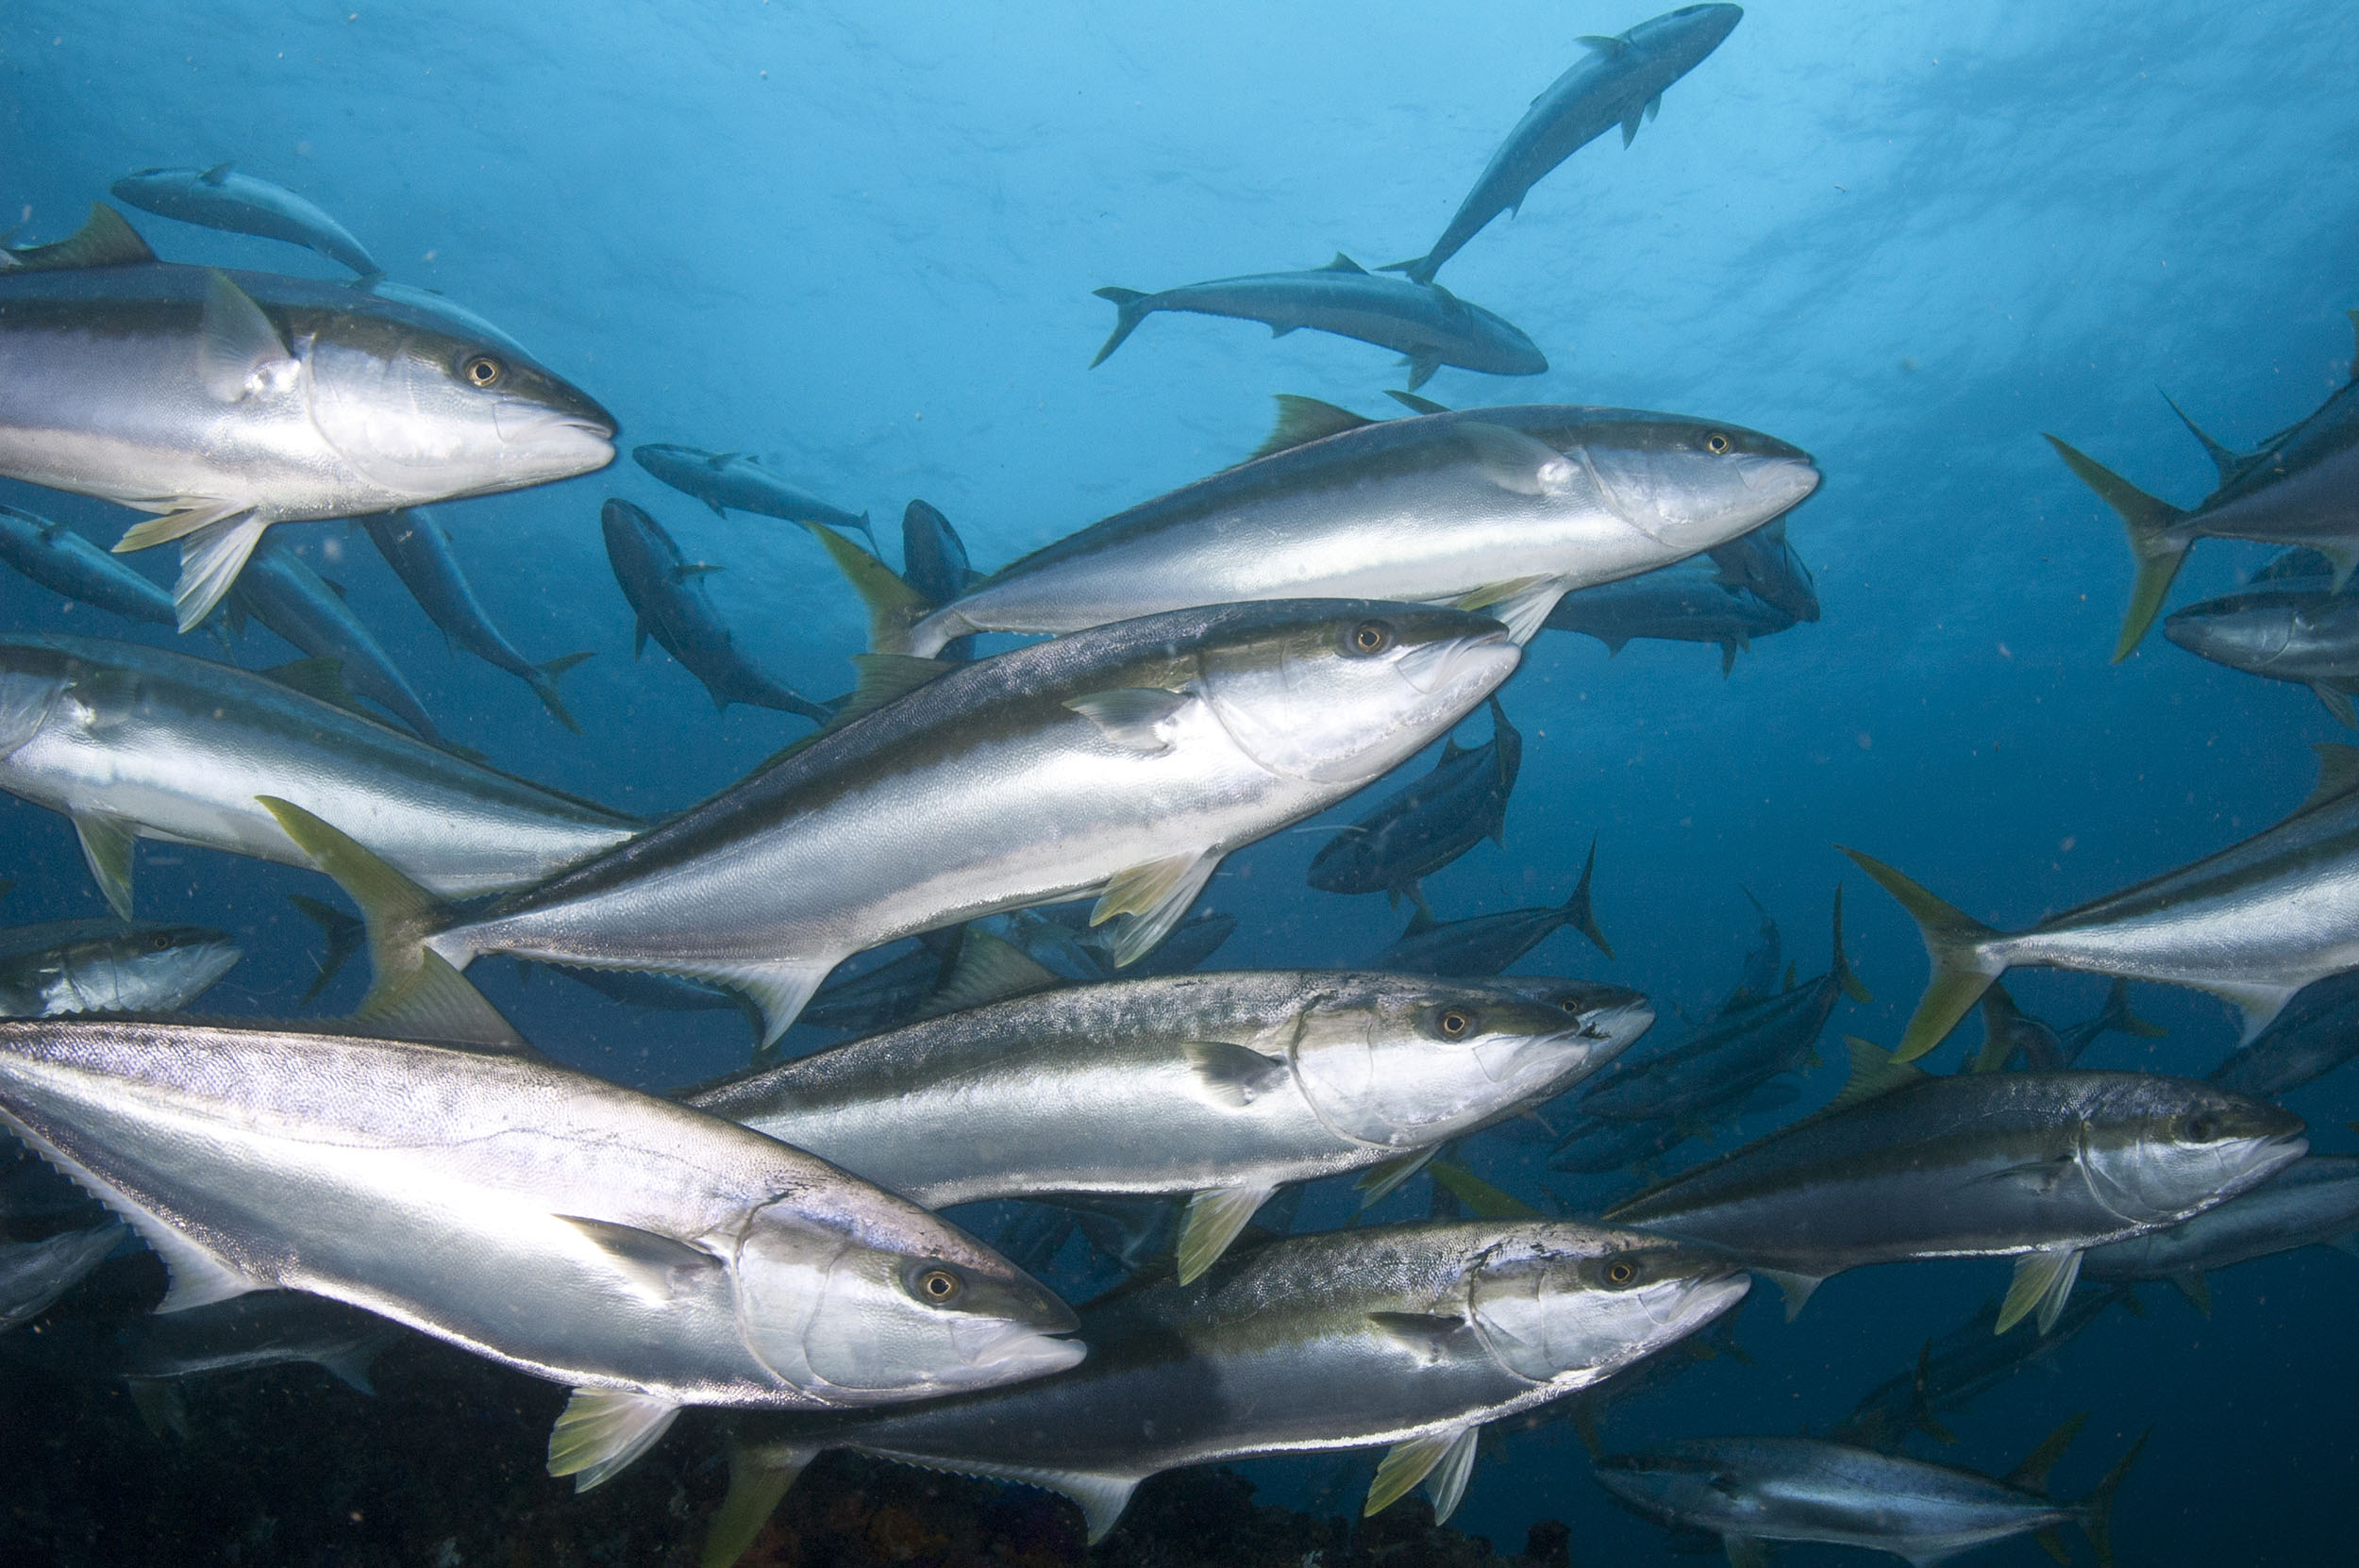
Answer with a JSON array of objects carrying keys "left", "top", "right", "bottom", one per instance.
[{"left": 4, "top": 1, "right": 2358, "bottom": 1562}]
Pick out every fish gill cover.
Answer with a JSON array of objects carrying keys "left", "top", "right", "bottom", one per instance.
[{"left": 2, "top": 1, "right": 2358, "bottom": 1565}]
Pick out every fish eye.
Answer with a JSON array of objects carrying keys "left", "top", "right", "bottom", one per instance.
[
  {"left": 913, "top": 1266, "right": 963, "bottom": 1304},
  {"left": 2183, "top": 1113, "right": 2217, "bottom": 1143},
  {"left": 1347, "top": 620, "right": 1394, "bottom": 656},
  {"left": 1703, "top": 431, "right": 1732, "bottom": 456},
  {"left": 462, "top": 354, "right": 505, "bottom": 389},
  {"left": 1436, "top": 1008, "right": 1473, "bottom": 1039},
  {"left": 1557, "top": 996, "right": 1583, "bottom": 1014},
  {"left": 1603, "top": 1258, "right": 1640, "bottom": 1287},
  {"left": 149, "top": 933, "right": 174, "bottom": 951}
]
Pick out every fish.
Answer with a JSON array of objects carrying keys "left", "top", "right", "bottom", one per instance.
[
  {"left": 229, "top": 537, "right": 443, "bottom": 743},
  {"left": 0, "top": 204, "right": 614, "bottom": 629},
  {"left": 681, "top": 967, "right": 1652, "bottom": 1282},
  {"left": 1383, "top": 5, "right": 1746, "bottom": 286},
  {"left": 1705, "top": 514, "right": 1820, "bottom": 623},
  {"left": 1723, "top": 886, "right": 1782, "bottom": 1010},
  {"left": 2165, "top": 582, "right": 2359, "bottom": 726},
  {"left": 700, "top": 1219, "right": 1749, "bottom": 1564},
  {"left": 109, "top": 163, "right": 384, "bottom": 279},
  {"left": 1372, "top": 839, "right": 1613, "bottom": 975},
  {"left": 1307, "top": 696, "right": 1521, "bottom": 908},
  {"left": 2049, "top": 312, "right": 2359, "bottom": 658},
  {"left": 1, "top": 1221, "right": 125, "bottom": 1331},
  {"left": 2206, "top": 969, "right": 2359, "bottom": 1097},
  {"left": 1845, "top": 742, "right": 2359, "bottom": 1059},
  {"left": 0, "top": 918, "right": 241, "bottom": 1017},
  {"left": 1604, "top": 1038, "right": 2306, "bottom": 1331},
  {"left": 2080, "top": 1153, "right": 2359, "bottom": 1309},
  {"left": 900, "top": 500, "right": 979, "bottom": 661},
  {"left": 1596, "top": 1418, "right": 2145, "bottom": 1568},
  {"left": 1542, "top": 565, "right": 1798, "bottom": 675},
  {"left": 2, "top": 1290, "right": 403, "bottom": 1397},
  {"left": 1548, "top": 1114, "right": 1691, "bottom": 1176},
  {"left": 1968, "top": 978, "right": 2163, "bottom": 1074},
  {"left": 0, "top": 502, "right": 182, "bottom": 631},
  {"left": 1826, "top": 1288, "right": 2132, "bottom": 1452},
  {"left": 822, "top": 395, "right": 1820, "bottom": 658},
  {"left": 362, "top": 509, "right": 593, "bottom": 732},
  {"left": 1578, "top": 888, "right": 1867, "bottom": 1124},
  {"left": 1091, "top": 256, "right": 1546, "bottom": 391},
  {"left": 280, "top": 598, "right": 1520, "bottom": 1049},
  {"left": 0, "top": 1016, "right": 1084, "bottom": 1490},
  {"left": 600, "top": 499, "right": 832, "bottom": 723},
  {"left": 631, "top": 444, "right": 874, "bottom": 546},
  {"left": 0, "top": 634, "right": 637, "bottom": 919}
]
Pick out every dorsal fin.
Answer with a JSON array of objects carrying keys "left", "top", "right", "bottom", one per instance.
[
  {"left": 1426, "top": 1159, "right": 1542, "bottom": 1220},
  {"left": 2159, "top": 391, "right": 2239, "bottom": 485},
  {"left": 1827, "top": 1036, "right": 1926, "bottom": 1112},
  {"left": 1319, "top": 252, "right": 1369, "bottom": 275},
  {"left": 2299, "top": 742, "right": 2359, "bottom": 815},
  {"left": 4, "top": 203, "right": 157, "bottom": 272},
  {"left": 2004, "top": 1412, "right": 2088, "bottom": 1493},
  {"left": 913, "top": 928, "right": 1060, "bottom": 1018},
  {"left": 1403, "top": 903, "right": 1439, "bottom": 937},
  {"left": 1248, "top": 394, "right": 1375, "bottom": 460},
  {"left": 200, "top": 162, "right": 235, "bottom": 186},
  {"left": 1577, "top": 33, "right": 1631, "bottom": 56},
  {"left": 262, "top": 657, "right": 372, "bottom": 718}
]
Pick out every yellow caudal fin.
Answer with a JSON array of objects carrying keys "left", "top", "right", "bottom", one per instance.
[
  {"left": 257, "top": 797, "right": 524, "bottom": 1051},
  {"left": 801, "top": 521, "right": 933, "bottom": 655},
  {"left": 1839, "top": 847, "right": 2004, "bottom": 1061},
  {"left": 2044, "top": 434, "right": 2192, "bottom": 661}
]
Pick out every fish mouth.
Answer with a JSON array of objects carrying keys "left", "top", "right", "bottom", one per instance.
[
  {"left": 1648, "top": 1266, "right": 1750, "bottom": 1331},
  {"left": 1395, "top": 626, "right": 1516, "bottom": 694},
  {"left": 948, "top": 1316, "right": 1087, "bottom": 1376}
]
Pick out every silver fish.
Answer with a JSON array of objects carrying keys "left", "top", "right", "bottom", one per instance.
[
  {"left": 110, "top": 163, "right": 383, "bottom": 279},
  {"left": 278, "top": 599, "right": 1519, "bottom": 1048},
  {"left": 1543, "top": 564, "right": 1798, "bottom": 675},
  {"left": 1385, "top": 5, "right": 1745, "bottom": 285},
  {"left": 1596, "top": 1420, "right": 2144, "bottom": 1568},
  {"left": 1825, "top": 1287, "right": 2132, "bottom": 1453},
  {"left": 1372, "top": 838, "right": 1613, "bottom": 974},
  {"left": 0, "top": 503, "right": 179, "bottom": 631},
  {"left": 1705, "top": 514, "right": 1819, "bottom": 623},
  {"left": 1091, "top": 255, "right": 1546, "bottom": 391},
  {"left": 0, "top": 205, "right": 613, "bottom": 628},
  {"left": 703, "top": 1220, "right": 1748, "bottom": 1563},
  {"left": 231, "top": 538, "right": 441, "bottom": 743},
  {"left": 632, "top": 444, "right": 874, "bottom": 546},
  {"left": 0, "top": 1017, "right": 1083, "bottom": 1490},
  {"left": 2081, "top": 1152, "right": 2359, "bottom": 1303},
  {"left": 0, "top": 634, "right": 637, "bottom": 918},
  {"left": 826, "top": 395, "right": 1818, "bottom": 658},
  {"left": 1307, "top": 695, "right": 1521, "bottom": 907},
  {"left": 0, "top": 918, "right": 241, "bottom": 1017},
  {"left": 1847, "top": 742, "right": 2359, "bottom": 1059},
  {"left": 2165, "top": 582, "right": 2359, "bottom": 726},
  {"left": 681, "top": 969, "right": 1652, "bottom": 1281},
  {"left": 363, "top": 508, "right": 592, "bottom": 732}
]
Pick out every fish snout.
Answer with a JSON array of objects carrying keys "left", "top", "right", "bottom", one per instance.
[{"left": 1395, "top": 626, "right": 1517, "bottom": 695}]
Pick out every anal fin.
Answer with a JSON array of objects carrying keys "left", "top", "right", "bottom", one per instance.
[
  {"left": 1366, "top": 1424, "right": 1469, "bottom": 1517},
  {"left": 547, "top": 1387, "right": 681, "bottom": 1493},
  {"left": 1997, "top": 1247, "right": 2083, "bottom": 1336},
  {"left": 71, "top": 811, "right": 138, "bottom": 919},
  {"left": 1092, "top": 849, "right": 1218, "bottom": 967},
  {"left": 1757, "top": 1268, "right": 1825, "bottom": 1321},
  {"left": 1176, "top": 1183, "right": 1276, "bottom": 1284},
  {"left": 0, "top": 1114, "right": 250, "bottom": 1313}
]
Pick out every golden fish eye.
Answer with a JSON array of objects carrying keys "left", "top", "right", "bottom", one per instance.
[
  {"left": 462, "top": 354, "right": 505, "bottom": 389},
  {"left": 1704, "top": 431, "right": 1732, "bottom": 455},
  {"left": 1604, "top": 1258, "right": 1638, "bottom": 1286},
  {"left": 916, "top": 1267, "right": 962, "bottom": 1303},
  {"left": 1350, "top": 620, "right": 1393, "bottom": 655},
  {"left": 150, "top": 933, "right": 173, "bottom": 951},
  {"left": 1437, "top": 1009, "right": 1472, "bottom": 1039}
]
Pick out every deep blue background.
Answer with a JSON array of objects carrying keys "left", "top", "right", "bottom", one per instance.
[{"left": 6, "top": 2, "right": 2358, "bottom": 1561}]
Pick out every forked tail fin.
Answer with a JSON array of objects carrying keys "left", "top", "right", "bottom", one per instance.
[
  {"left": 1564, "top": 837, "right": 1613, "bottom": 959},
  {"left": 528, "top": 650, "right": 594, "bottom": 733},
  {"left": 2045, "top": 434, "right": 2192, "bottom": 661},
  {"left": 1828, "top": 882, "right": 1870, "bottom": 1004},
  {"left": 801, "top": 521, "right": 936, "bottom": 656},
  {"left": 1838, "top": 847, "right": 2003, "bottom": 1061},
  {"left": 2076, "top": 1426, "right": 2150, "bottom": 1568},
  {"left": 1089, "top": 286, "right": 1153, "bottom": 366}
]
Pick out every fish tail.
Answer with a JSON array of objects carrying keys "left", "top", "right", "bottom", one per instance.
[
  {"left": 1089, "top": 286, "right": 1153, "bottom": 367},
  {"left": 287, "top": 892, "right": 365, "bottom": 1007},
  {"left": 2077, "top": 1427, "right": 2150, "bottom": 1568},
  {"left": 529, "top": 650, "right": 595, "bottom": 733},
  {"left": 1838, "top": 847, "right": 2004, "bottom": 1061},
  {"left": 1828, "top": 881, "right": 1871, "bottom": 1004},
  {"left": 2044, "top": 434, "right": 2192, "bottom": 661},
  {"left": 1564, "top": 836, "right": 1613, "bottom": 959},
  {"left": 801, "top": 520, "right": 933, "bottom": 656},
  {"left": 2100, "top": 976, "right": 2167, "bottom": 1041},
  {"left": 1379, "top": 254, "right": 1438, "bottom": 286},
  {"left": 257, "top": 795, "right": 524, "bottom": 1051}
]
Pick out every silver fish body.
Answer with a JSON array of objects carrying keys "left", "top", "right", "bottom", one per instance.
[
  {"left": 711, "top": 1220, "right": 1748, "bottom": 1559},
  {"left": 1307, "top": 697, "right": 1520, "bottom": 900},
  {"left": 889, "top": 404, "right": 1818, "bottom": 658},
  {"left": 1825, "top": 1288, "right": 2129, "bottom": 1452},
  {"left": 0, "top": 635, "right": 636, "bottom": 912},
  {"left": 2082, "top": 1152, "right": 2359, "bottom": 1283},
  {"left": 422, "top": 600, "right": 1520, "bottom": 1046},
  {"left": 632, "top": 444, "right": 873, "bottom": 544},
  {"left": 2206, "top": 969, "right": 2359, "bottom": 1097},
  {"left": 3, "top": 1290, "right": 402, "bottom": 1393},
  {"left": 0, "top": 918, "right": 241, "bottom": 1017},
  {"left": 232, "top": 539, "right": 439, "bottom": 742},
  {"left": 363, "top": 508, "right": 589, "bottom": 731},
  {"left": 111, "top": 164, "right": 383, "bottom": 278},
  {"left": 0, "top": 504, "right": 178, "bottom": 628},
  {"left": 1705, "top": 514, "right": 1819, "bottom": 622},
  {"left": 0, "top": 1019, "right": 1082, "bottom": 1428},
  {"left": 2165, "top": 583, "right": 2359, "bottom": 723},
  {"left": 1544, "top": 565, "right": 1797, "bottom": 674}
]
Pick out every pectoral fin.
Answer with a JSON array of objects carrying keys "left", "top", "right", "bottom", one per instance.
[
  {"left": 1180, "top": 1042, "right": 1289, "bottom": 1108},
  {"left": 1425, "top": 1423, "right": 1480, "bottom": 1524},
  {"left": 546, "top": 1387, "right": 681, "bottom": 1493},
  {"left": 702, "top": 1434, "right": 819, "bottom": 1568},
  {"left": 70, "top": 811, "right": 137, "bottom": 919},
  {"left": 1997, "top": 1247, "right": 2083, "bottom": 1335},
  {"left": 1723, "top": 1538, "right": 1770, "bottom": 1568},
  {"left": 172, "top": 512, "right": 270, "bottom": 631},
  {"left": 1091, "top": 849, "right": 1218, "bottom": 966},
  {"left": 1366, "top": 1424, "right": 1469, "bottom": 1517},
  {"left": 1065, "top": 688, "right": 1197, "bottom": 752},
  {"left": 196, "top": 269, "right": 294, "bottom": 402},
  {"left": 1176, "top": 1184, "right": 1277, "bottom": 1283},
  {"left": 1757, "top": 1268, "right": 1826, "bottom": 1321},
  {"left": 2314, "top": 683, "right": 2358, "bottom": 727},
  {"left": 2172, "top": 1270, "right": 2212, "bottom": 1317},
  {"left": 554, "top": 1214, "right": 724, "bottom": 1305}
]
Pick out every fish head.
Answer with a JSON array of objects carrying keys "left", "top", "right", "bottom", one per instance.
[
  {"left": 1303, "top": 821, "right": 1382, "bottom": 891},
  {"left": 304, "top": 309, "right": 615, "bottom": 504},
  {"left": 76, "top": 925, "right": 243, "bottom": 1012},
  {"left": 1196, "top": 602, "right": 1519, "bottom": 785},
  {"left": 2163, "top": 590, "right": 2317, "bottom": 673},
  {"left": 1465, "top": 1225, "right": 1748, "bottom": 1388},
  {"left": 1452, "top": 301, "right": 1549, "bottom": 376},
  {"left": 0, "top": 639, "right": 72, "bottom": 760},
  {"left": 630, "top": 443, "right": 708, "bottom": 490},
  {"left": 730, "top": 1196, "right": 1082, "bottom": 1406},
  {"left": 1591, "top": 1443, "right": 1758, "bottom": 1531},
  {"left": 1292, "top": 979, "right": 1650, "bottom": 1145},
  {"left": 1630, "top": 4, "right": 1746, "bottom": 63},
  {"left": 109, "top": 168, "right": 203, "bottom": 203},
  {"left": 1578, "top": 417, "right": 1819, "bottom": 558},
  {"left": 2082, "top": 1078, "right": 2308, "bottom": 1225}
]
